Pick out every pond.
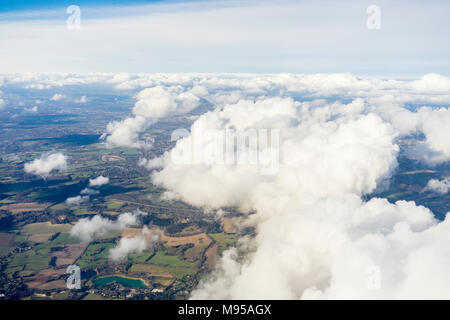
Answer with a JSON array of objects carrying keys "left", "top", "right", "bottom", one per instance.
[{"left": 93, "top": 276, "right": 147, "bottom": 288}]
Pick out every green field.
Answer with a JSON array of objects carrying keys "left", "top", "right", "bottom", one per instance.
[
  {"left": 148, "top": 251, "right": 195, "bottom": 268},
  {"left": 76, "top": 243, "right": 115, "bottom": 268},
  {"left": 128, "top": 251, "right": 154, "bottom": 263},
  {"left": 208, "top": 232, "right": 237, "bottom": 254},
  {"left": 130, "top": 262, "right": 196, "bottom": 279}
]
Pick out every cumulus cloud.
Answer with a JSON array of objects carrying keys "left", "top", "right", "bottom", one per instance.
[
  {"left": 140, "top": 94, "right": 450, "bottom": 299},
  {"left": 104, "top": 85, "right": 202, "bottom": 148},
  {"left": 138, "top": 157, "right": 164, "bottom": 170},
  {"left": 65, "top": 195, "right": 89, "bottom": 206},
  {"left": 65, "top": 176, "right": 109, "bottom": 204},
  {"left": 75, "top": 96, "right": 88, "bottom": 103},
  {"left": 424, "top": 178, "right": 450, "bottom": 195},
  {"left": 109, "top": 227, "right": 160, "bottom": 261},
  {"left": 70, "top": 210, "right": 147, "bottom": 242},
  {"left": 89, "top": 175, "right": 110, "bottom": 187},
  {"left": 24, "top": 152, "right": 68, "bottom": 178},
  {"left": 24, "top": 106, "right": 38, "bottom": 113},
  {"left": 50, "top": 93, "right": 66, "bottom": 101},
  {"left": 80, "top": 188, "right": 99, "bottom": 195}
]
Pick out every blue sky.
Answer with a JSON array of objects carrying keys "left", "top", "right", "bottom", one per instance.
[
  {"left": 0, "top": 0, "right": 449, "bottom": 76},
  {"left": 0, "top": 1, "right": 168, "bottom": 13}
]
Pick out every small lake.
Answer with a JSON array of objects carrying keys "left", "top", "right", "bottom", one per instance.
[{"left": 93, "top": 276, "right": 147, "bottom": 288}]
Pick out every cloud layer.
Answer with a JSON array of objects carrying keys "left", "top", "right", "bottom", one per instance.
[{"left": 102, "top": 73, "right": 450, "bottom": 299}]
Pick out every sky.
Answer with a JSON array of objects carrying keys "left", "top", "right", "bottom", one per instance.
[{"left": 0, "top": 0, "right": 449, "bottom": 76}]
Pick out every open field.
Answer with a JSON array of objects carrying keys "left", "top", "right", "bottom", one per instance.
[
  {"left": 0, "top": 232, "right": 14, "bottom": 247},
  {"left": 160, "top": 230, "right": 211, "bottom": 247},
  {"left": 51, "top": 241, "right": 89, "bottom": 267},
  {"left": 0, "top": 202, "right": 49, "bottom": 214},
  {"left": 204, "top": 244, "right": 218, "bottom": 269},
  {"left": 21, "top": 222, "right": 72, "bottom": 243},
  {"left": 130, "top": 261, "right": 196, "bottom": 279},
  {"left": 208, "top": 232, "right": 237, "bottom": 254},
  {"left": 222, "top": 218, "right": 237, "bottom": 234},
  {"left": 23, "top": 269, "right": 67, "bottom": 289},
  {"left": 0, "top": 232, "right": 15, "bottom": 256},
  {"left": 75, "top": 242, "right": 115, "bottom": 268}
]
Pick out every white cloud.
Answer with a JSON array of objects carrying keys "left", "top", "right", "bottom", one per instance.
[
  {"left": 109, "top": 227, "right": 160, "bottom": 261},
  {"left": 104, "top": 85, "right": 201, "bottom": 148},
  {"left": 3, "top": 71, "right": 449, "bottom": 298},
  {"left": 411, "top": 73, "right": 450, "bottom": 92},
  {"left": 138, "top": 157, "right": 164, "bottom": 170},
  {"left": 70, "top": 210, "right": 147, "bottom": 242},
  {"left": 424, "top": 178, "right": 450, "bottom": 195},
  {"left": 50, "top": 93, "right": 66, "bottom": 101},
  {"left": 88, "top": 175, "right": 110, "bottom": 187},
  {"left": 138, "top": 94, "right": 450, "bottom": 299},
  {"left": 75, "top": 96, "right": 88, "bottom": 103},
  {"left": 0, "top": 87, "right": 5, "bottom": 110},
  {"left": 80, "top": 188, "right": 99, "bottom": 195},
  {"left": 65, "top": 195, "right": 89, "bottom": 206},
  {"left": 24, "top": 152, "right": 68, "bottom": 178}
]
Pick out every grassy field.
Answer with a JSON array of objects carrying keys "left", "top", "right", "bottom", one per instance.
[
  {"left": 105, "top": 200, "right": 124, "bottom": 210},
  {"left": 21, "top": 222, "right": 72, "bottom": 243},
  {"left": 128, "top": 251, "right": 154, "bottom": 263},
  {"left": 208, "top": 232, "right": 237, "bottom": 254},
  {"left": 76, "top": 242, "right": 115, "bottom": 268},
  {"left": 130, "top": 261, "right": 196, "bottom": 279},
  {"left": 148, "top": 251, "right": 196, "bottom": 268}
]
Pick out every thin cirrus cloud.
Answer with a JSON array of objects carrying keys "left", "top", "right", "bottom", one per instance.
[{"left": 0, "top": 0, "right": 449, "bottom": 75}]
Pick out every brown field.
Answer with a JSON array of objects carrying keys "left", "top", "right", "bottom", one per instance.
[
  {"left": 184, "top": 245, "right": 207, "bottom": 262},
  {"left": 0, "top": 202, "right": 49, "bottom": 214},
  {"left": 24, "top": 268, "right": 67, "bottom": 289},
  {"left": 121, "top": 227, "right": 160, "bottom": 243},
  {"left": 52, "top": 242, "right": 90, "bottom": 267},
  {"left": 153, "top": 277, "right": 174, "bottom": 287},
  {"left": 102, "top": 211, "right": 121, "bottom": 216},
  {"left": 37, "top": 280, "right": 67, "bottom": 290},
  {"left": 0, "top": 232, "right": 14, "bottom": 247},
  {"left": 129, "top": 264, "right": 173, "bottom": 278},
  {"left": 204, "top": 244, "right": 218, "bottom": 269},
  {"left": 101, "top": 155, "right": 125, "bottom": 162},
  {"left": 222, "top": 218, "right": 237, "bottom": 234},
  {"left": 160, "top": 230, "right": 211, "bottom": 247}
]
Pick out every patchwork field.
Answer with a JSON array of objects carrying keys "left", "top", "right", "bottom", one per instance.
[
  {"left": 21, "top": 222, "right": 72, "bottom": 243},
  {"left": 75, "top": 242, "right": 115, "bottom": 268},
  {"left": 23, "top": 269, "right": 67, "bottom": 289},
  {"left": 51, "top": 241, "right": 89, "bottom": 267}
]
